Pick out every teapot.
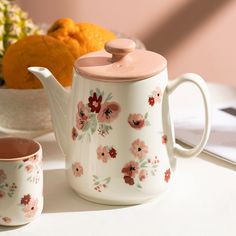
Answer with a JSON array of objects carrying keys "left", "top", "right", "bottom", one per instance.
[{"left": 28, "top": 38, "right": 210, "bottom": 205}]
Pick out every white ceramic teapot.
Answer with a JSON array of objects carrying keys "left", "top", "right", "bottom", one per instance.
[{"left": 28, "top": 38, "right": 210, "bottom": 205}]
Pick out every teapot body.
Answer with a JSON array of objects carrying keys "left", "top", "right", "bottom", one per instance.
[{"left": 66, "top": 68, "right": 175, "bottom": 205}]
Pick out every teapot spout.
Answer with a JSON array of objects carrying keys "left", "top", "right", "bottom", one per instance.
[{"left": 28, "top": 67, "right": 70, "bottom": 156}]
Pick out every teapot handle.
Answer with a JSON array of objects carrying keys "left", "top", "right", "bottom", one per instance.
[{"left": 165, "top": 73, "right": 211, "bottom": 158}]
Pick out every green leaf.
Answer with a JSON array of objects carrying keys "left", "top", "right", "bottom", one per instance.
[
  {"left": 144, "top": 112, "right": 148, "bottom": 119},
  {"left": 104, "top": 92, "right": 113, "bottom": 102},
  {"left": 105, "top": 177, "right": 111, "bottom": 184},
  {"left": 140, "top": 161, "right": 147, "bottom": 168},
  {"left": 89, "top": 89, "right": 94, "bottom": 96},
  {"left": 94, "top": 181, "right": 100, "bottom": 186},
  {"left": 136, "top": 183, "right": 142, "bottom": 189},
  {"left": 18, "top": 163, "right": 23, "bottom": 169},
  {"left": 96, "top": 88, "right": 101, "bottom": 97},
  {"left": 145, "top": 120, "right": 151, "bottom": 126},
  {"left": 90, "top": 116, "right": 98, "bottom": 134},
  {"left": 82, "top": 121, "right": 90, "bottom": 132},
  {"left": 93, "top": 175, "right": 99, "bottom": 180}
]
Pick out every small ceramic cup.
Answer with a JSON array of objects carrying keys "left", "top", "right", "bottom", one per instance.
[{"left": 0, "top": 137, "right": 43, "bottom": 226}]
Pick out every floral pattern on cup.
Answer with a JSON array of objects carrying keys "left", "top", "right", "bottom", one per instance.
[
  {"left": 93, "top": 175, "right": 111, "bottom": 192},
  {"left": 122, "top": 139, "right": 159, "bottom": 188},
  {"left": 148, "top": 86, "right": 162, "bottom": 106},
  {"left": 96, "top": 145, "right": 117, "bottom": 163},
  {"left": 17, "top": 155, "right": 42, "bottom": 184},
  {"left": 1, "top": 216, "right": 12, "bottom": 224},
  {"left": 72, "top": 162, "right": 84, "bottom": 177},
  {"left": 72, "top": 88, "right": 121, "bottom": 141},
  {"left": 128, "top": 113, "right": 150, "bottom": 130},
  {"left": 20, "top": 194, "right": 39, "bottom": 218},
  {"left": 0, "top": 169, "right": 17, "bottom": 198},
  {"left": 164, "top": 168, "right": 171, "bottom": 183}
]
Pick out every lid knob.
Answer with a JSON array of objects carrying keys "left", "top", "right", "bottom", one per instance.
[{"left": 105, "top": 38, "right": 136, "bottom": 62}]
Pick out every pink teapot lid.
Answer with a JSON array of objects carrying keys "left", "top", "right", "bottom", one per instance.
[{"left": 74, "top": 38, "right": 167, "bottom": 82}]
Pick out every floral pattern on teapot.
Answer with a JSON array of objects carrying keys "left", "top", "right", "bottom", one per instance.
[
  {"left": 93, "top": 175, "right": 111, "bottom": 192},
  {"left": 72, "top": 88, "right": 121, "bottom": 141},
  {"left": 148, "top": 86, "right": 162, "bottom": 107},
  {"left": 128, "top": 112, "right": 150, "bottom": 129},
  {"left": 96, "top": 145, "right": 117, "bottom": 163},
  {"left": 121, "top": 139, "right": 159, "bottom": 188}
]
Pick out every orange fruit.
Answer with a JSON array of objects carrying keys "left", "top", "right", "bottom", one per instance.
[
  {"left": 3, "top": 35, "right": 74, "bottom": 89},
  {"left": 48, "top": 18, "right": 116, "bottom": 59}
]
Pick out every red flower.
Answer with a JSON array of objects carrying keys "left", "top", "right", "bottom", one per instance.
[
  {"left": 21, "top": 194, "right": 31, "bottom": 205},
  {"left": 122, "top": 161, "right": 139, "bottom": 178},
  {"left": 109, "top": 148, "right": 117, "bottom": 158},
  {"left": 162, "top": 135, "right": 167, "bottom": 144},
  {"left": 164, "top": 168, "right": 171, "bottom": 183},
  {"left": 72, "top": 127, "right": 78, "bottom": 140},
  {"left": 88, "top": 92, "right": 102, "bottom": 113},
  {"left": 124, "top": 176, "right": 134, "bottom": 185},
  {"left": 148, "top": 96, "right": 155, "bottom": 106}
]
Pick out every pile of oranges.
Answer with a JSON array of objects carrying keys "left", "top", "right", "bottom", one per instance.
[{"left": 3, "top": 18, "right": 116, "bottom": 89}]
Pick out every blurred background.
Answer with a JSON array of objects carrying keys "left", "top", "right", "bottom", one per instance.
[{"left": 16, "top": 0, "right": 236, "bottom": 86}]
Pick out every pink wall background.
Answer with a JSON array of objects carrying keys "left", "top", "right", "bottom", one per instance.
[{"left": 16, "top": 0, "right": 236, "bottom": 86}]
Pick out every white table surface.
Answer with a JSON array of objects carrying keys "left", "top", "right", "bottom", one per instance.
[{"left": 0, "top": 82, "right": 235, "bottom": 236}]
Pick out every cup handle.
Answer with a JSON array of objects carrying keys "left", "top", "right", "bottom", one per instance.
[{"left": 166, "top": 73, "right": 211, "bottom": 158}]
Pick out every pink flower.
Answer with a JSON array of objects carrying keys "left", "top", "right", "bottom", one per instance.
[
  {"left": 72, "top": 162, "right": 83, "bottom": 177},
  {"left": 122, "top": 161, "right": 139, "bottom": 178},
  {"left": 76, "top": 101, "right": 89, "bottom": 130},
  {"left": 128, "top": 114, "right": 145, "bottom": 129},
  {"left": 77, "top": 101, "right": 89, "bottom": 120},
  {"left": 162, "top": 135, "right": 167, "bottom": 144},
  {"left": 139, "top": 169, "right": 148, "bottom": 182},
  {"left": 88, "top": 92, "right": 102, "bottom": 113},
  {"left": 0, "top": 190, "right": 5, "bottom": 198},
  {"left": 0, "top": 169, "right": 6, "bottom": 183},
  {"left": 152, "top": 86, "right": 162, "bottom": 103},
  {"left": 96, "top": 145, "right": 110, "bottom": 163},
  {"left": 148, "top": 96, "right": 155, "bottom": 106},
  {"left": 72, "top": 127, "right": 78, "bottom": 140},
  {"left": 23, "top": 198, "right": 38, "bottom": 218},
  {"left": 76, "top": 116, "right": 87, "bottom": 130},
  {"left": 164, "top": 168, "right": 171, "bottom": 183},
  {"left": 2, "top": 217, "right": 11, "bottom": 224},
  {"left": 130, "top": 139, "right": 148, "bottom": 159},
  {"left": 25, "top": 164, "right": 33, "bottom": 173},
  {"left": 97, "top": 102, "right": 121, "bottom": 123}
]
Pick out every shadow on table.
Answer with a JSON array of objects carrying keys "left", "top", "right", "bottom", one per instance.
[{"left": 43, "top": 169, "right": 128, "bottom": 213}]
